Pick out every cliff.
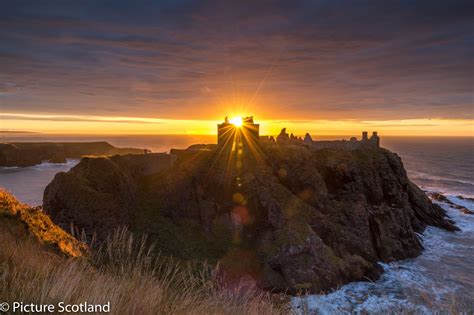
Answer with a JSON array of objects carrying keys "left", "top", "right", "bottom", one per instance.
[
  {"left": 0, "top": 141, "right": 144, "bottom": 167},
  {"left": 0, "top": 189, "right": 87, "bottom": 257},
  {"left": 42, "top": 143, "right": 458, "bottom": 294}
]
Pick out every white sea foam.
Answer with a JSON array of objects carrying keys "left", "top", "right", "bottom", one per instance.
[
  {"left": 33, "top": 159, "right": 78, "bottom": 171},
  {"left": 293, "top": 193, "right": 474, "bottom": 314},
  {"left": 0, "top": 166, "right": 20, "bottom": 170},
  {"left": 447, "top": 195, "right": 474, "bottom": 210}
]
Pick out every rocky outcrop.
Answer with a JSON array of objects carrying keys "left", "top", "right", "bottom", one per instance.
[
  {"left": 428, "top": 192, "right": 474, "bottom": 215},
  {"left": 276, "top": 128, "right": 290, "bottom": 143},
  {"left": 42, "top": 143, "right": 458, "bottom": 294},
  {"left": 0, "top": 142, "right": 145, "bottom": 167},
  {"left": 43, "top": 153, "right": 173, "bottom": 240}
]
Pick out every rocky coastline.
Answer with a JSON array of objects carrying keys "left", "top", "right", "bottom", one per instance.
[
  {"left": 0, "top": 142, "right": 145, "bottom": 167},
  {"left": 42, "top": 141, "right": 459, "bottom": 294}
]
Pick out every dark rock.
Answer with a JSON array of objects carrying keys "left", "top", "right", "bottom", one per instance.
[
  {"left": 43, "top": 154, "right": 173, "bottom": 240},
  {"left": 429, "top": 192, "right": 450, "bottom": 203},
  {"left": 428, "top": 192, "right": 474, "bottom": 215},
  {"left": 49, "top": 153, "right": 67, "bottom": 164},
  {"left": 304, "top": 133, "right": 313, "bottom": 143},
  {"left": 0, "top": 142, "right": 145, "bottom": 167},
  {"left": 42, "top": 143, "right": 459, "bottom": 294},
  {"left": 456, "top": 195, "right": 474, "bottom": 202},
  {"left": 276, "top": 128, "right": 290, "bottom": 143}
]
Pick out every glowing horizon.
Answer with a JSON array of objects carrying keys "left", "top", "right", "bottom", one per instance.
[{"left": 1, "top": 112, "right": 473, "bottom": 137}]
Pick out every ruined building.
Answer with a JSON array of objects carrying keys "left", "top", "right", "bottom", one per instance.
[
  {"left": 276, "top": 128, "right": 380, "bottom": 150},
  {"left": 216, "top": 116, "right": 380, "bottom": 151},
  {"left": 217, "top": 116, "right": 260, "bottom": 148}
]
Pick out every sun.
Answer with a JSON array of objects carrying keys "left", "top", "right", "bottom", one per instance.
[{"left": 229, "top": 116, "right": 243, "bottom": 127}]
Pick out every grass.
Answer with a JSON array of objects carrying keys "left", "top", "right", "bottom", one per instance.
[
  {"left": 0, "top": 190, "right": 289, "bottom": 314},
  {"left": 0, "top": 189, "right": 87, "bottom": 257}
]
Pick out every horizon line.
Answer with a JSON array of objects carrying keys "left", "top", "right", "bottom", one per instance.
[{"left": 1, "top": 130, "right": 473, "bottom": 138}]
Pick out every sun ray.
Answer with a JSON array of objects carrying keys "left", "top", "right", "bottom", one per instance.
[{"left": 229, "top": 117, "right": 243, "bottom": 127}]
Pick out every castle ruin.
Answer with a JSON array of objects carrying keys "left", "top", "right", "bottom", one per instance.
[
  {"left": 216, "top": 116, "right": 380, "bottom": 151},
  {"left": 217, "top": 116, "right": 260, "bottom": 148},
  {"left": 275, "top": 129, "right": 380, "bottom": 150}
]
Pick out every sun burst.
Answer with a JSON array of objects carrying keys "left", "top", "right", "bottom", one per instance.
[{"left": 229, "top": 116, "right": 243, "bottom": 127}]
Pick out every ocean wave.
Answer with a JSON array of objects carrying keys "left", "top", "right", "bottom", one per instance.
[
  {"left": 409, "top": 170, "right": 474, "bottom": 185},
  {"left": 423, "top": 187, "right": 474, "bottom": 200},
  {"left": 292, "top": 265, "right": 437, "bottom": 314},
  {"left": 32, "top": 159, "right": 79, "bottom": 171},
  {"left": 0, "top": 166, "right": 20, "bottom": 170},
  {"left": 439, "top": 206, "right": 474, "bottom": 233},
  {"left": 409, "top": 170, "right": 474, "bottom": 191},
  {"left": 293, "top": 191, "right": 474, "bottom": 314},
  {"left": 415, "top": 179, "right": 474, "bottom": 190},
  {"left": 0, "top": 160, "right": 78, "bottom": 172},
  {"left": 447, "top": 195, "right": 474, "bottom": 210}
]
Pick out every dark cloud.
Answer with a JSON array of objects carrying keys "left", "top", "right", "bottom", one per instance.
[{"left": 0, "top": 0, "right": 472, "bottom": 120}]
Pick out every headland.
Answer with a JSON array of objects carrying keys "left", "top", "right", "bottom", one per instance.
[{"left": 41, "top": 117, "right": 458, "bottom": 294}]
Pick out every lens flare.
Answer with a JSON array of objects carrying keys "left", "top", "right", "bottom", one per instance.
[{"left": 230, "top": 117, "right": 243, "bottom": 127}]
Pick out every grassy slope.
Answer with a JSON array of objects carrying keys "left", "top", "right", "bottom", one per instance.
[
  {"left": 0, "top": 190, "right": 285, "bottom": 314},
  {"left": 0, "top": 189, "right": 87, "bottom": 257}
]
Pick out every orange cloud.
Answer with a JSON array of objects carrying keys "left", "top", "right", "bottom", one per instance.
[{"left": 1, "top": 113, "right": 472, "bottom": 136}]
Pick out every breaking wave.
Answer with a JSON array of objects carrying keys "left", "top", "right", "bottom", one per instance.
[
  {"left": 31, "top": 159, "right": 79, "bottom": 171},
  {"left": 293, "top": 194, "right": 474, "bottom": 314},
  {"left": 409, "top": 172, "right": 474, "bottom": 199}
]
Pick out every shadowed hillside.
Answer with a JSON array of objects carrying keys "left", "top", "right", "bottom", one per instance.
[
  {"left": 43, "top": 142, "right": 458, "bottom": 294},
  {"left": 0, "top": 190, "right": 285, "bottom": 314}
]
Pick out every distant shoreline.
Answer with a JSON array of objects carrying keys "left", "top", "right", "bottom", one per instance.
[
  {"left": 0, "top": 130, "right": 40, "bottom": 134},
  {"left": 1, "top": 132, "right": 473, "bottom": 138},
  {"left": 0, "top": 141, "right": 144, "bottom": 167}
]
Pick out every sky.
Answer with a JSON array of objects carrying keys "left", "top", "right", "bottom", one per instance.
[{"left": 0, "top": 0, "right": 473, "bottom": 136}]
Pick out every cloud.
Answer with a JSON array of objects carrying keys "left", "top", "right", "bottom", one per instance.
[
  {"left": 0, "top": 0, "right": 472, "bottom": 122},
  {"left": 0, "top": 113, "right": 163, "bottom": 124}
]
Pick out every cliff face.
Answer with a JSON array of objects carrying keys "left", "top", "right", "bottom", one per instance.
[
  {"left": 42, "top": 144, "right": 457, "bottom": 293},
  {"left": 0, "top": 142, "right": 144, "bottom": 167},
  {"left": 43, "top": 153, "right": 174, "bottom": 240}
]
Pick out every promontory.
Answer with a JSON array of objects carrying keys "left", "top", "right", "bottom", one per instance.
[
  {"left": 0, "top": 142, "right": 144, "bottom": 167},
  {"left": 42, "top": 120, "right": 458, "bottom": 294}
]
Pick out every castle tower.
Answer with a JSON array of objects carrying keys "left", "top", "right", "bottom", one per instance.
[
  {"left": 241, "top": 116, "right": 260, "bottom": 146},
  {"left": 217, "top": 117, "right": 234, "bottom": 147},
  {"left": 217, "top": 116, "right": 259, "bottom": 148},
  {"left": 362, "top": 131, "right": 368, "bottom": 141},
  {"left": 370, "top": 131, "right": 380, "bottom": 147}
]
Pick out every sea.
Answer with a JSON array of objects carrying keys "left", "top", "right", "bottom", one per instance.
[{"left": 0, "top": 134, "right": 473, "bottom": 313}]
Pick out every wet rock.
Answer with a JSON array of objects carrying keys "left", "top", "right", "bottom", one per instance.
[{"left": 428, "top": 192, "right": 474, "bottom": 215}]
